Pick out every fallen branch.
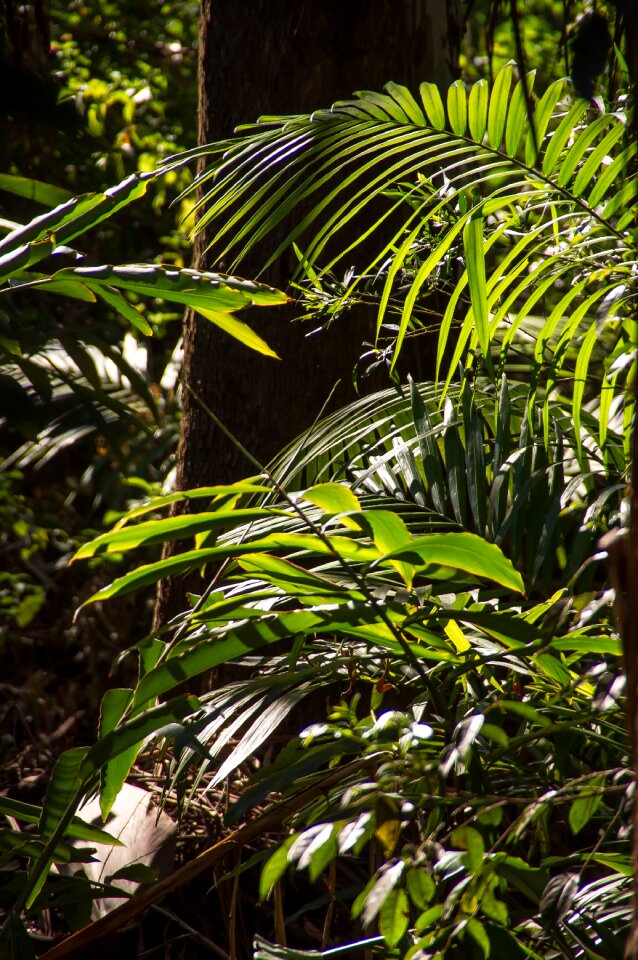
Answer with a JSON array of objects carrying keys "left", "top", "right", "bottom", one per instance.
[{"left": 40, "top": 759, "right": 365, "bottom": 959}]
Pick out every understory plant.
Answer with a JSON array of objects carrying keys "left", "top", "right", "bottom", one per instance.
[{"left": 3, "top": 66, "right": 635, "bottom": 959}]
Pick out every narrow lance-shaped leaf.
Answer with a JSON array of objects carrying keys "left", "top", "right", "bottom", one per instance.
[
  {"left": 73, "top": 507, "right": 285, "bottom": 560},
  {"left": 443, "top": 401, "right": 468, "bottom": 526},
  {"left": 37, "top": 263, "right": 289, "bottom": 311},
  {"left": 463, "top": 212, "right": 492, "bottom": 374},
  {"left": 468, "top": 78, "right": 489, "bottom": 142},
  {"left": 572, "top": 322, "right": 599, "bottom": 461},
  {"left": 409, "top": 376, "right": 447, "bottom": 515},
  {"left": 419, "top": 82, "right": 446, "bottom": 129},
  {"left": 525, "top": 79, "right": 564, "bottom": 166},
  {"left": 487, "top": 62, "right": 512, "bottom": 149},
  {"left": 25, "top": 747, "right": 90, "bottom": 908},
  {"left": 505, "top": 71, "right": 536, "bottom": 156},
  {"left": 0, "top": 173, "right": 73, "bottom": 207},
  {"left": 542, "top": 98, "right": 589, "bottom": 177},
  {"left": 99, "top": 688, "right": 137, "bottom": 820},
  {"left": 195, "top": 305, "right": 280, "bottom": 358},
  {"left": 463, "top": 390, "right": 487, "bottom": 534},
  {"left": 447, "top": 79, "right": 467, "bottom": 136}
]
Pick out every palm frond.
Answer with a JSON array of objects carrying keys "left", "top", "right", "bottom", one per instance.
[{"left": 167, "top": 68, "right": 635, "bottom": 425}]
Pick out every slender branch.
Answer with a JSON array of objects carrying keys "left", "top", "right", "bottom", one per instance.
[{"left": 39, "top": 758, "right": 369, "bottom": 960}]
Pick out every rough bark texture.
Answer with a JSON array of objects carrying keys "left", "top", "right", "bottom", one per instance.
[{"left": 154, "top": 0, "right": 462, "bottom": 627}]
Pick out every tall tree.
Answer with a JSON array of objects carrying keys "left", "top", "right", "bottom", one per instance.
[{"left": 155, "top": 0, "right": 462, "bottom": 625}]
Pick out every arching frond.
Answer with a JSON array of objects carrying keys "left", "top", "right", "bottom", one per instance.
[{"left": 166, "top": 67, "right": 635, "bottom": 433}]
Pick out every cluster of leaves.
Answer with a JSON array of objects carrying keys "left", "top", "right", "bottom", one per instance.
[
  {"left": 0, "top": 169, "right": 286, "bottom": 662},
  {"left": 1, "top": 54, "right": 635, "bottom": 960},
  {"left": 0, "top": 0, "right": 200, "bottom": 663}
]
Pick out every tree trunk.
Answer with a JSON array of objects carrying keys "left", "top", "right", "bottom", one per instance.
[{"left": 154, "top": 0, "right": 462, "bottom": 628}]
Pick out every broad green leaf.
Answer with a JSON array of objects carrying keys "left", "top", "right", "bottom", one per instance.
[
  {"left": 98, "top": 688, "right": 137, "bottom": 820},
  {"left": 7, "top": 271, "right": 96, "bottom": 301},
  {"left": 452, "top": 825, "right": 485, "bottom": 872},
  {"left": 355, "top": 509, "right": 410, "bottom": 553},
  {"left": 415, "top": 904, "right": 444, "bottom": 934},
  {"left": 495, "top": 700, "right": 550, "bottom": 726},
  {"left": 534, "top": 652, "right": 570, "bottom": 686},
  {"left": 260, "top": 836, "right": 296, "bottom": 900},
  {"left": 109, "top": 863, "right": 158, "bottom": 884},
  {"left": 308, "top": 830, "right": 338, "bottom": 883},
  {"left": 355, "top": 509, "right": 414, "bottom": 586},
  {"left": 77, "top": 547, "right": 233, "bottom": 607},
  {"left": 0, "top": 172, "right": 154, "bottom": 258},
  {"left": 77, "top": 531, "right": 383, "bottom": 609},
  {"left": 551, "top": 635, "right": 621, "bottom": 656},
  {"left": 465, "top": 917, "right": 490, "bottom": 959},
  {"left": 131, "top": 613, "right": 321, "bottom": 708},
  {"left": 26, "top": 747, "right": 90, "bottom": 908},
  {"left": 380, "top": 887, "right": 409, "bottom": 947},
  {"left": 114, "top": 482, "right": 270, "bottom": 526},
  {"left": 0, "top": 242, "right": 37, "bottom": 284},
  {"left": 45, "top": 263, "right": 288, "bottom": 312},
  {"left": 483, "top": 923, "right": 529, "bottom": 959},
  {"left": 433, "top": 609, "right": 537, "bottom": 649},
  {"left": 237, "top": 553, "right": 364, "bottom": 601},
  {"left": 291, "top": 823, "right": 335, "bottom": 874},
  {"left": 406, "top": 868, "right": 435, "bottom": 910},
  {"left": 357, "top": 860, "right": 405, "bottom": 925},
  {"left": 568, "top": 775, "right": 606, "bottom": 834},
  {"left": 592, "top": 855, "right": 632, "bottom": 877},
  {"left": 381, "top": 532, "right": 524, "bottom": 593},
  {"left": 83, "top": 696, "right": 196, "bottom": 773},
  {"left": 302, "top": 483, "right": 361, "bottom": 515},
  {"left": 493, "top": 855, "right": 548, "bottom": 903}
]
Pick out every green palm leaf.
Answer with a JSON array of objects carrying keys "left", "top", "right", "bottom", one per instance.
[{"left": 166, "top": 68, "right": 634, "bottom": 423}]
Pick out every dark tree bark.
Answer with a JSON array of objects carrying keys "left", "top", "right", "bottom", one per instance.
[{"left": 154, "top": 0, "right": 462, "bottom": 627}]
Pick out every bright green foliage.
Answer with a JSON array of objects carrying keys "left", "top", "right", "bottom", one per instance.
[
  {"left": 168, "top": 67, "right": 634, "bottom": 442},
  {"left": 0, "top": 174, "right": 287, "bottom": 498},
  {"left": 2, "top": 63, "right": 633, "bottom": 960}
]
